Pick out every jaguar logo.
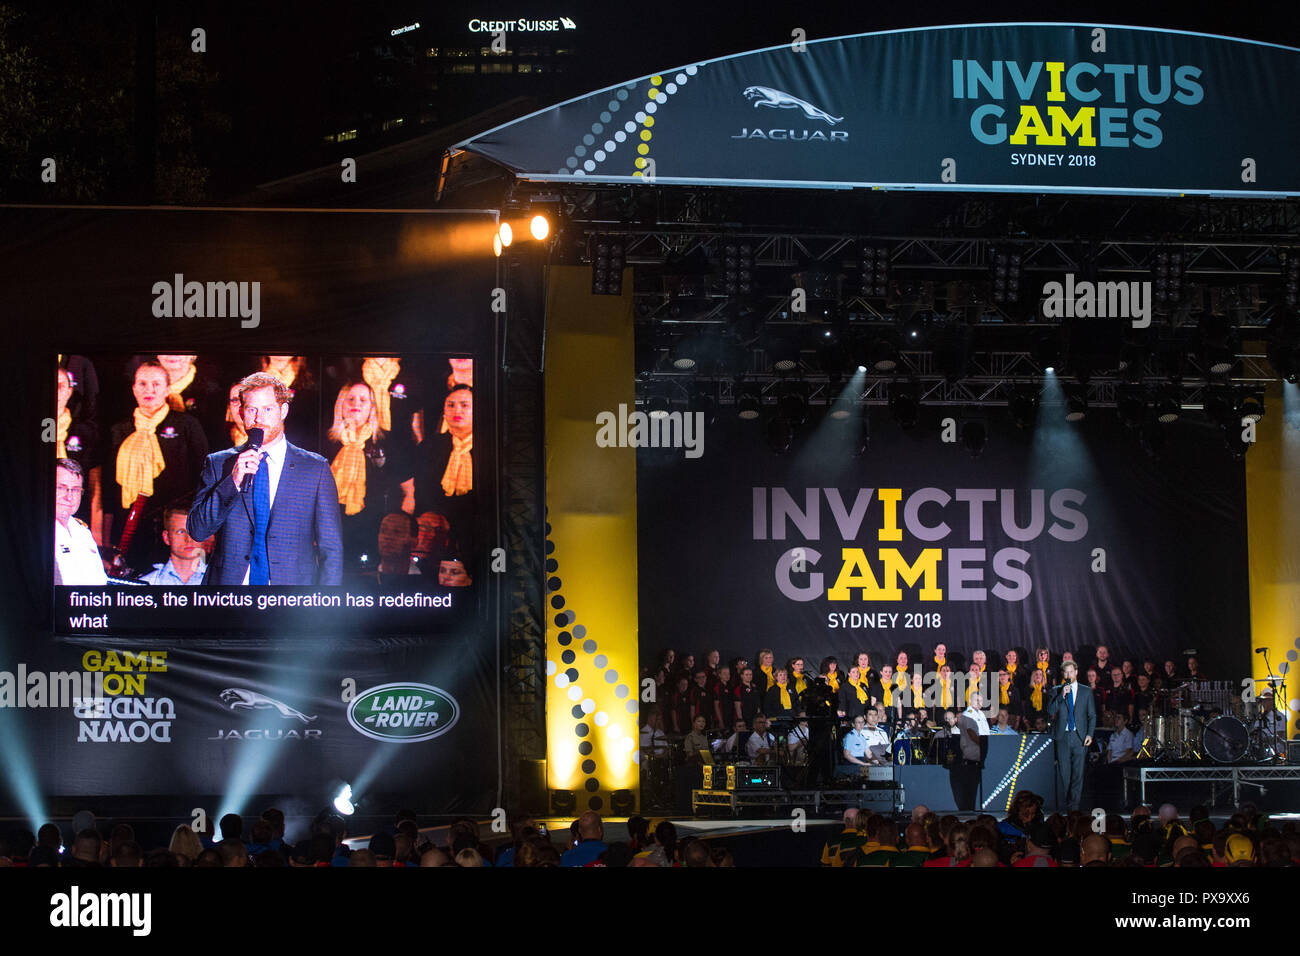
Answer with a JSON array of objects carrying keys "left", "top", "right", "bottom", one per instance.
[
  {"left": 219, "top": 688, "right": 317, "bottom": 723},
  {"left": 742, "top": 86, "right": 843, "bottom": 125}
]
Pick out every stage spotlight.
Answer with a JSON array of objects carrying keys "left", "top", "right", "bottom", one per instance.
[
  {"left": 591, "top": 236, "right": 626, "bottom": 295},
  {"left": 610, "top": 789, "right": 636, "bottom": 816},
  {"left": 1044, "top": 366, "right": 1056, "bottom": 374},
  {"left": 736, "top": 383, "right": 761, "bottom": 420},
  {"left": 647, "top": 393, "right": 670, "bottom": 419},
  {"left": 857, "top": 365, "right": 866, "bottom": 372},
  {"left": 889, "top": 383, "right": 918, "bottom": 430},
  {"left": 669, "top": 336, "right": 699, "bottom": 371},
  {"left": 493, "top": 234, "right": 503, "bottom": 257},
  {"left": 1154, "top": 393, "right": 1181, "bottom": 424},
  {"left": 550, "top": 790, "right": 576, "bottom": 815},
  {"left": 529, "top": 214, "right": 550, "bottom": 241},
  {"left": 1065, "top": 389, "right": 1088, "bottom": 422},
  {"left": 767, "top": 335, "right": 801, "bottom": 372},
  {"left": 828, "top": 394, "right": 854, "bottom": 420},
  {"left": 1238, "top": 392, "right": 1265, "bottom": 423},
  {"left": 868, "top": 336, "right": 900, "bottom": 373},
  {"left": 778, "top": 386, "right": 807, "bottom": 427},
  {"left": 961, "top": 420, "right": 987, "bottom": 458},
  {"left": 1117, "top": 387, "right": 1147, "bottom": 430},
  {"left": 723, "top": 241, "right": 755, "bottom": 296},
  {"left": 691, "top": 388, "right": 718, "bottom": 427},
  {"left": 766, "top": 416, "right": 794, "bottom": 454},
  {"left": 333, "top": 783, "right": 355, "bottom": 816},
  {"left": 1009, "top": 388, "right": 1039, "bottom": 429},
  {"left": 498, "top": 222, "right": 513, "bottom": 248}
]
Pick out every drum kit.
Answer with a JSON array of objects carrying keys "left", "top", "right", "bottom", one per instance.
[{"left": 1137, "top": 678, "right": 1287, "bottom": 764}]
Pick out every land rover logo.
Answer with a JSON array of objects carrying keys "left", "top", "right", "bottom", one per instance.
[{"left": 346, "top": 682, "right": 459, "bottom": 742}]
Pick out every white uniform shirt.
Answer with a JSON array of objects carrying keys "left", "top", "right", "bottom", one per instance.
[
  {"left": 1107, "top": 726, "right": 1136, "bottom": 762},
  {"left": 240, "top": 434, "right": 289, "bottom": 585},
  {"left": 55, "top": 518, "right": 107, "bottom": 586}
]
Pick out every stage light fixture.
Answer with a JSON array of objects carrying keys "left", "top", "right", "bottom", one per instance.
[
  {"left": 868, "top": 336, "right": 900, "bottom": 373},
  {"left": 1152, "top": 248, "right": 1185, "bottom": 308},
  {"left": 1065, "top": 389, "right": 1088, "bottom": 422},
  {"left": 493, "top": 234, "right": 503, "bottom": 257},
  {"left": 828, "top": 394, "right": 854, "bottom": 420},
  {"left": 529, "top": 214, "right": 550, "bottom": 241},
  {"left": 333, "top": 783, "right": 355, "bottom": 816},
  {"left": 766, "top": 416, "right": 794, "bottom": 454},
  {"left": 767, "top": 335, "right": 801, "bottom": 372},
  {"left": 723, "top": 241, "right": 755, "bottom": 297},
  {"left": 861, "top": 243, "right": 889, "bottom": 298},
  {"left": 610, "top": 789, "right": 636, "bottom": 815},
  {"left": 1238, "top": 392, "right": 1265, "bottom": 423},
  {"left": 647, "top": 393, "right": 670, "bottom": 419},
  {"left": 1117, "top": 386, "right": 1147, "bottom": 430},
  {"left": 961, "top": 419, "right": 987, "bottom": 459},
  {"left": 1009, "top": 388, "right": 1039, "bottom": 429},
  {"left": 498, "top": 222, "right": 513, "bottom": 248},
  {"left": 736, "top": 382, "right": 762, "bottom": 420},
  {"left": 889, "top": 382, "right": 918, "bottom": 430},
  {"left": 1154, "top": 393, "right": 1181, "bottom": 424},
  {"left": 550, "top": 790, "right": 576, "bottom": 815},
  {"left": 591, "top": 235, "right": 626, "bottom": 295},
  {"left": 990, "top": 247, "right": 1022, "bottom": 303}
]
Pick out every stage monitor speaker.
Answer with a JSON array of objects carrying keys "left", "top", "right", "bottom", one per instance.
[
  {"left": 856, "top": 789, "right": 896, "bottom": 811},
  {"left": 701, "top": 765, "right": 719, "bottom": 789}
]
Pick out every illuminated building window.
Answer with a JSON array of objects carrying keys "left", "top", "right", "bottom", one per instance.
[
  {"left": 425, "top": 47, "right": 438, "bottom": 57},
  {"left": 481, "top": 62, "right": 513, "bottom": 73},
  {"left": 517, "top": 63, "right": 534, "bottom": 73},
  {"left": 382, "top": 117, "right": 405, "bottom": 131},
  {"left": 322, "top": 134, "right": 337, "bottom": 143},
  {"left": 337, "top": 129, "right": 358, "bottom": 142},
  {"left": 447, "top": 63, "right": 476, "bottom": 74},
  {"left": 444, "top": 47, "right": 474, "bottom": 58},
  {"left": 555, "top": 48, "right": 575, "bottom": 55}
]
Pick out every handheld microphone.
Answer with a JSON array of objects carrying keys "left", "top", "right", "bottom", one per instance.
[
  {"left": 241, "top": 427, "right": 265, "bottom": 491},
  {"left": 1255, "top": 647, "right": 1267, "bottom": 654}
]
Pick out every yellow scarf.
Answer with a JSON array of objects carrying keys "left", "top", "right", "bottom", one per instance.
[
  {"left": 1007, "top": 663, "right": 1017, "bottom": 678},
  {"left": 265, "top": 360, "right": 297, "bottom": 389},
  {"left": 940, "top": 680, "right": 952, "bottom": 709},
  {"left": 1037, "top": 660, "right": 1050, "bottom": 675},
  {"left": 934, "top": 656, "right": 945, "bottom": 668},
  {"left": 116, "top": 405, "right": 168, "bottom": 507},
  {"left": 1000, "top": 683, "right": 1010, "bottom": 706},
  {"left": 778, "top": 684, "right": 792, "bottom": 710},
  {"left": 362, "top": 358, "right": 401, "bottom": 431},
  {"left": 56, "top": 407, "right": 71, "bottom": 457},
  {"left": 331, "top": 422, "right": 374, "bottom": 515},
  {"left": 852, "top": 678, "right": 868, "bottom": 704},
  {"left": 441, "top": 434, "right": 473, "bottom": 496},
  {"left": 166, "top": 362, "right": 196, "bottom": 412},
  {"left": 760, "top": 664, "right": 775, "bottom": 690},
  {"left": 881, "top": 680, "right": 892, "bottom": 706},
  {"left": 965, "top": 679, "right": 976, "bottom": 704},
  {"left": 1030, "top": 684, "right": 1043, "bottom": 711},
  {"left": 827, "top": 673, "right": 839, "bottom": 693},
  {"left": 793, "top": 673, "right": 807, "bottom": 694},
  {"left": 911, "top": 677, "right": 923, "bottom": 706}
]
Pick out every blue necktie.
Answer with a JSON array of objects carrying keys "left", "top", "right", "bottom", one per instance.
[
  {"left": 249, "top": 453, "right": 270, "bottom": 585},
  {"left": 1067, "top": 686, "right": 1076, "bottom": 733}
]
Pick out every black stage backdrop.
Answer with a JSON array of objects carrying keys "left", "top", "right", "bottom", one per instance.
[
  {"left": 637, "top": 407, "right": 1249, "bottom": 677},
  {"left": 0, "top": 209, "right": 501, "bottom": 814}
]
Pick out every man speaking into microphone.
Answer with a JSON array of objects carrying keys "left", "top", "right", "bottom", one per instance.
[
  {"left": 1046, "top": 660, "right": 1095, "bottom": 811},
  {"left": 188, "top": 372, "right": 343, "bottom": 585}
]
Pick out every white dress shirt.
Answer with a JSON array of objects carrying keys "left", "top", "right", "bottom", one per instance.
[
  {"left": 962, "top": 706, "right": 990, "bottom": 735},
  {"left": 1107, "top": 726, "right": 1135, "bottom": 762},
  {"left": 55, "top": 517, "right": 107, "bottom": 586},
  {"left": 241, "top": 433, "right": 288, "bottom": 585}
]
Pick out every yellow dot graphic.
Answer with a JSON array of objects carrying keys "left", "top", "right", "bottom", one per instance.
[
  {"left": 651, "top": 75, "right": 662, "bottom": 85},
  {"left": 644, "top": 116, "right": 655, "bottom": 128},
  {"left": 635, "top": 157, "right": 647, "bottom": 169},
  {"left": 637, "top": 143, "right": 649, "bottom": 155},
  {"left": 640, "top": 129, "right": 652, "bottom": 141},
  {"left": 648, "top": 88, "right": 659, "bottom": 100}
]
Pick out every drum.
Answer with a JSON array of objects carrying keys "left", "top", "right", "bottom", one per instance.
[
  {"left": 1203, "top": 715, "right": 1249, "bottom": 764},
  {"left": 1243, "top": 700, "right": 1260, "bottom": 721}
]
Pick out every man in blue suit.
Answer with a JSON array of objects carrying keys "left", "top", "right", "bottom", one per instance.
[
  {"left": 1046, "top": 660, "right": 1096, "bottom": 811},
  {"left": 189, "top": 372, "right": 343, "bottom": 585}
]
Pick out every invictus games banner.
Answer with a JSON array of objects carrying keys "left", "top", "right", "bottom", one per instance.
[
  {"left": 637, "top": 411, "right": 1250, "bottom": 677},
  {"left": 457, "top": 23, "right": 1300, "bottom": 196},
  {"left": 0, "top": 209, "right": 502, "bottom": 814}
]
